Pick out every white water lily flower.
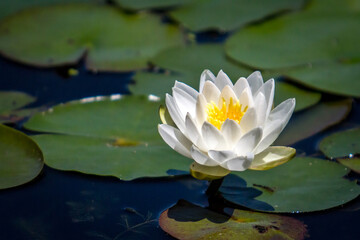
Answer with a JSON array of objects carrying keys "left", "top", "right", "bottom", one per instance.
[{"left": 158, "top": 70, "right": 296, "bottom": 179}]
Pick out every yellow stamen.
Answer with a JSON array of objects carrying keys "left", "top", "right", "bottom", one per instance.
[{"left": 206, "top": 98, "right": 248, "bottom": 130}]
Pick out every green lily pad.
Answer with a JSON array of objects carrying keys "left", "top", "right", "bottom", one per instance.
[
  {"left": 319, "top": 128, "right": 360, "bottom": 159},
  {"left": 0, "top": 0, "right": 104, "bottom": 20},
  {"left": 0, "top": 91, "right": 36, "bottom": 123},
  {"left": 338, "top": 158, "right": 360, "bottom": 174},
  {"left": 0, "top": 3, "right": 183, "bottom": 72},
  {"left": 24, "top": 95, "right": 192, "bottom": 180},
  {"left": 221, "top": 157, "right": 360, "bottom": 212},
  {"left": 159, "top": 200, "right": 307, "bottom": 239},
  {"left": 225, "top": 11, "right": 360, "bottom": 69},
  {"left": 306, "top": 0, "right": 360, "bottom": 13},
  {"left": 113, "top": 0, "right": 189, "bottom": 11},
  {"left": 274, "top": 81, "right": 321, "bottom": 112},
  {"left": 285, "top": 62, "right": 360, "bottom": 97},
  {"left": 0, "top": 124, "right": 44, "bottom": 189},
  {"left": 169, "top": 0, "right": 304, "bottom": 32},
  {"left": 274, "top": 99, "right": 352, "bottom": 146}
]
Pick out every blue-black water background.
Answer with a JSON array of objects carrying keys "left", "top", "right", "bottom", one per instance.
[{"left": 0, "top": 52, "right": 359, "bottom": 239}]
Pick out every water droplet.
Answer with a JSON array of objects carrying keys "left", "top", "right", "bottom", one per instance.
[{"left": 349, "top": 153, "right": 354, "bottom": 158}]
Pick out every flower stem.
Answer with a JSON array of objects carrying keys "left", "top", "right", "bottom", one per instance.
[{"left": 206, "top": 177, "right": 224, "bottom": 196}]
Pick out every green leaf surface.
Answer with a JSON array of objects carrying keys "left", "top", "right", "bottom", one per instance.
[
  {"left": 114, "top": 0, "right": 189, "bottom": 11},
  {"left": 319, "top": 128, "right": 360, "bottom": 159},
  {"left": 274, "top": 99, "right": 352, "bottom": 146},
  {"left": 0, "top": 4, "right": 183, "bottom": 72},
  {"left": 221, "top": 157, "right": 360, "bottom": 212},
  {"left": 225, "top": 11, "right": 360, "bottom": 69},
  {"left": 285, "top": 62, "right": 360, "bottom": 97},
  {"left": 0, "top": 124, "right": 44, "bottom": 189},
  {"left": 169, "top": 0, "right": 304, "bottom": 32},
  {"left": 24, "top": 95, "right": 192, "bottom": 180},
  {"left": 0, "top": 91, "right": 37, "bottom": 123},
  {"left": 338, "top": 158, "right": 360, "bottom": 174},
  {"left": 159, "top": 200, "right": 307, "bottom": 239}
]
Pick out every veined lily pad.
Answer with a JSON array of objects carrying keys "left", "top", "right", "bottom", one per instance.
[
  {"left": 0, "top": 124, "right": 44, "bottom": 189},
  {"left": 221, "top": 157, "right": 360, "bottom": 212},
  {"left": 0, "top": 0, "right": 104, "bottom": 20},
  {"left": 274, "top": 99, "right": 352, "bottom": 146},
  {"left": 169, "top": 0, "right": 304, "bottom": 32},
  {"left": 24, "top": 95, "right": 192, "bottom": 180},
  {"left": 0, "top": 4, "right": 183, "bottom": 72},
  {"left": 337, "top": 158, "right": 360, "bottom": 174},
  {"left": 225, "top": 11, "right": 360, "bottom": 69},
  {"left": 159, "top": 200, "right": 307, "bottom": 239},
  {"left": 113, "top": 0, "right": 189, "bottom": 11},
  {"left": 0, "top": 91, "right": 36, "bottom": 123},
  {"left": 319, "top": 128, "right": 360, "bottom": 159}
]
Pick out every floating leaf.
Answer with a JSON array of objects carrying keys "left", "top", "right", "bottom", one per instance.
[
  {"left": 24, "top": 95, "right": 192, "bottom": 180},
  {"left": 319, "top": 128, "right": 360, "bottom": 159},
  {"left": 0, "top": 4, "right": 183, "bottom": 72},
  {"left": 221, "top": 157, "right": 360, "bottom": 212},
  {"left": 0, "top": 124, "right": 44, "bottom": 189},
  {"left": 113, "top": 0, "right": 188, "bottom": 11},
  {"left": 169, "top": 0, "right": 304, "bottom": 32},
  {"left": 337, "top": 158, "right": 360, "bottom": 174},
  {"left": 285, "top": 62, "right": 360, "bottom": 97},
  {"left": 225, "top": 11, "right": 360, "bottom": 69},
  {"left": 0, "top": 91, "right": 36, "bottom": 123},
  {"left": 159, "top": 200, "right": 307, "bottom": 239},
  {"left": 274, "top": 99, "right": 352, "bottom": 146},
  {"left": 274, "top": 81, "right": 321, "bottom": 112}
]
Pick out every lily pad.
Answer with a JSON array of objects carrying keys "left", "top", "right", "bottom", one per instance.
[
  {"left": 113, "top": 0, "right": 188, "bottom": 11},
  {"left": 0, "top": 0, "right": 104, "bottom": 20},
  {"left": 285, "top": 62, "right": 360, "bottom": 97},
  {"left": 319, "top": 128, "right": 360, "bottom": 159},
  {"left": 274, "top": 99, "right": 352, "bottom": 146},
  {"left": 169, "top": 0, "right": 304, "bottom": 32},
  {"left": 159, "top": 200, "right": 307, "bottom": 239},
  {"left": 221, "top": 157, "right": 360, "bottom": 212},
  {"left": 337, "top": 158, "right": 360, "bottom": 174},
  {"left": 0, "top": 124, "right": 44, "bottom": 189},
  {"left": 0, "top": 4, "right": 183, "bottom": 72},
  {"left": 225, "top": 11, "right": 360, "bottom": 69},
  {"left": 0, "top": 91, "right": 36, "bottom": 123},
  {"left": 24, "top": 95, "right": 192, "bottom": 180}
]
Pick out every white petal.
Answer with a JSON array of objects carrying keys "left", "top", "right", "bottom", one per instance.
[
  {"left": 158, "top": 124, "right": 192, "bottom": 158},
  {"left": 199, "top": 69, "right": 216, "bottom": 92},
  {"left": 208, "top": 150, "right": 236, "bottom": 164},
  {"left": 172, "top": 87, "right": 196, "bottom": 118},
  {"left": 247, "top": 71, "right": 263, "bottom": 95},
  {"left": 201, "top": 81, "right": 221, "bottom": 103},
  {"left": 234, "top": 127, "right": 263, "bottom": 155},
  {"left": 185, "top": 113, "right": 207, "bottom": 151},
  {"left": 195, "top": 93, "right": 207, "bottom": 126},
  {"left": 239, "top": 107, "right": 257, "bottom": 133},
  {"left": 221, "top": 119, "right": 242, "bottom": 148},
  {"left": 190, "top": 145, "right": 219, "bottom": 166},
  {"left": 255, "top": 79, "right": 274, "bottom": 120},
  {"left": 166, "top": 94, "right": 186, "bottom": 133},
  {"left": 214, "top": 70, "right": 233, "bottom": 90},
  {"left": 233, "top": 77, "right": 250, "bottom": 98},
  {"left": 239, "top": 87, "right": 254, "bottom": 109},
  {"left": 254, "top": 92, "right": 267, "bottom": 126},
  {"left": 250, "top": 146, "right": 296, "bottom": 170},
  {"left": 175, "top": 81, "right": 198, "bottom": 100},
  {"left": 218, "top": 85, "right": 238, "bottom": 106},
  {"left": 201, "top": 121, "right": 227, "bottom": 150},
  {"left": 268, "top": 98, "right": 296, "bottom": 126},
  {"left": 220, "top": 153, "right": 253, "bottom": 171},
  {"left": 254, "top": 120, "right": 283, "bottom": 154}
]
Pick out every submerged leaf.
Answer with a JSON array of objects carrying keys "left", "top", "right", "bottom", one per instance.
[
  {"left": 0, "top": 124, "right": 44, "bottom": 189},
  {"left": 159, "top": 200, "right": 307, "bottom": 240},
  {"left": 24, "top": 95, "right": 192, "bottom": 180},
  {"left": 0, "top": 91, "right": 36, "bottom": 123},
  {"left": 221, "top": 157, "right": 360, "bottom": 212},
  {"left": 0, "top": 4, "right": 183, "bottom": 71},
  {"left": 113, "top": 0, "right": 188, "bottom": 11}
]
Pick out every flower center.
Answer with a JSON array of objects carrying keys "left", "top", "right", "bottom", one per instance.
[{"left": 206, "top": 98, "right": 247, "bottom": 130}]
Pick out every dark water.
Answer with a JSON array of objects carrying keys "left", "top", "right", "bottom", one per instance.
[{"left": 0, "top": 55, "right": 359, "bottom": 240}]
